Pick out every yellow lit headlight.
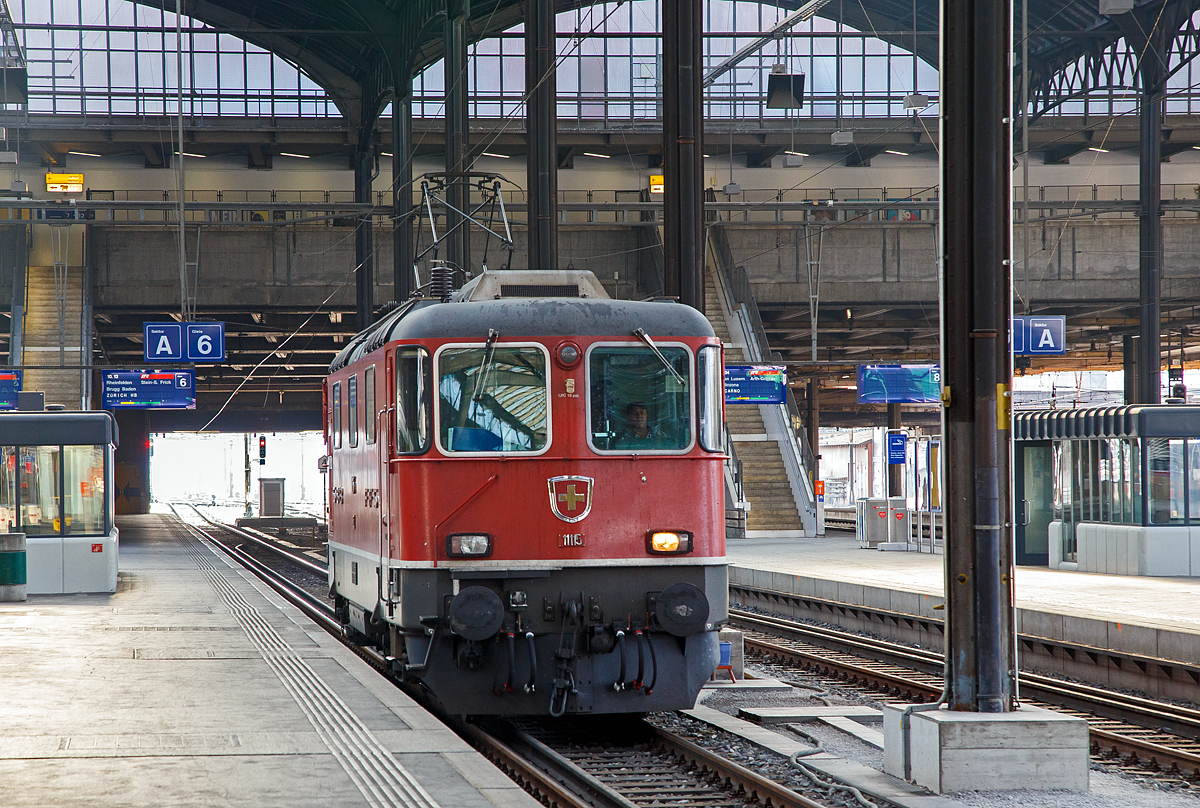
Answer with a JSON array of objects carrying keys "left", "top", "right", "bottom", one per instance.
[{"left": 647, "top": 530, "right": 692, "bottom": 555}]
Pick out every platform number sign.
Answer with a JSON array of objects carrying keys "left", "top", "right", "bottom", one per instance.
[{"left": 143, "top": 322, "right": 225, "bottom": 363}]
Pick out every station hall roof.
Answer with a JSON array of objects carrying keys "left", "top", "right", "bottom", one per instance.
[{"left": 130, "top": 0, "right": 1200, "bottom": 129}]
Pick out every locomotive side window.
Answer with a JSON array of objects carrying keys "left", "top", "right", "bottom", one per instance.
[
  {"left": 396, "top": 347, "right": 431, "bottom": 454},
  {"left": 348, "top": 375, "right": 359, "bottom": 448},
  {"left": 587, "top": 344, "right": 692, "bottom": 453},
  {"left": 437, "top": 345, "right": 549, "bottom": 454},
  {"left": 697, "top": 345, "right": 724, "bottom": 453},
  {"left": 364, "top": 366, "right": 377, "bottom": 444},
  {"left": 332, "top": 382, "right": 342, "bottom": 449}
]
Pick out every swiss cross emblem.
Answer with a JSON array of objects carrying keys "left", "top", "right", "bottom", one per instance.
[
  {"left": 548, "top": 476, "right": 593, "bottom": 523},
  {"left": 91, "top": 544, "right": 103, "bottom": 553}
]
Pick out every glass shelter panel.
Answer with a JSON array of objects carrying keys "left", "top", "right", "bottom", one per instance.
[
  {"left": 0, "top": 446, "right": 15, "bottom": 532},
  {"left": 64, "top": 446, "right": 106, "bottom": 535},
  {"left": 1148, "top": 438, "right": 1185, "bottom": 525},
  {"left": 588, "top": 345, "right": 691, "bottom": 453},
  {"left": 20, "top": 446, "right": 61, "bottom": 536}
]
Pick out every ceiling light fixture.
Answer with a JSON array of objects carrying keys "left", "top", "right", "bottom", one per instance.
[
  {"left": 481, "top": 151, "right": 509, "bottom": 158},
  {"left": 279, "top": 152, "right": 310, "bottom": 159},
  {"left": 1088, "top": 147, "right": 1109, "bottom": 153},
  {"left": 583, "top": 152, "right": 611, "bottom": 159},
  {"left": 884, "top": 149, "right": 908, "bottom": 156},
  {"left": 67, "top": 150, "right": 102, "bottom": 157},
  {"left": 174, "top": 151, "right": 205, "bottom": 158},
  {"left": 380, "top": 151, "right": 393, "bottom": 157},
  {"left": 785, "top": 150, "right": 809, "bottom": 157}
]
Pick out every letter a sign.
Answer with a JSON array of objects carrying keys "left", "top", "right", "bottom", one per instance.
[
  {"left": 144, "top": 322, "right": 226, "bottom": 363},
  {"left": 143, "top": 324, "right": 182, "bottom": 361}
]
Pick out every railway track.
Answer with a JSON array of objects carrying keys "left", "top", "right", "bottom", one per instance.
[
  {"left": 169, "top": 511, "right": 842, "bottom": 808},
  {"left": 731, "top": 608, "right": 1200, "bottom": 782}
]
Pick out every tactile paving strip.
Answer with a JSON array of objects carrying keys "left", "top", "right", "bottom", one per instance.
[{"left": 179, "top": 529, "right": 442, "bottom": 808}]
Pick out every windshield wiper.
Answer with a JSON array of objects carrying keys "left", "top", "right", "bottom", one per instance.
[
  {"left": 633, "top": 328, "right": 686, "bottom": 387},
  {"left": 471, "top": 328, "right": 501, "bottom": 403}
]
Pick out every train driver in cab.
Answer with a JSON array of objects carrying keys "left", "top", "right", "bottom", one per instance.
[{"left": 615, "top": 402, "right": 660, "bottom": 448}]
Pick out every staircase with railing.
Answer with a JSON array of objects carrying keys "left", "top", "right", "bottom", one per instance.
[{"left": 706, "top": 223, "right": 816, "bottom": 535}]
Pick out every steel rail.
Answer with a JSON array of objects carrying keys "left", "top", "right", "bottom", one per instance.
[
  {"left": 186, "top": 504, "right": 329, "bottom": 577},
  {"left": 648, "top": 725, "right": 828, "bottom": 808},
  {"left": 732, "top": 609, "right": 1200, "bottom": 776}
]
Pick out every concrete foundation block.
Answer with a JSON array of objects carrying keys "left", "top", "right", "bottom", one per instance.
[
  {"left": 717, "top": 629, "right": 745, "bottom": 679},
  {"left": 883, "top": 704, "right": 1089, "bottom": 794}
]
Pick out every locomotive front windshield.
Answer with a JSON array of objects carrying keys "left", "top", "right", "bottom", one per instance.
[
  {"left": 438, "top": 346, "right": 549, "bottom": 453},
  {"left": 589, "top": 345, "right": 691, "bottom": 452}
]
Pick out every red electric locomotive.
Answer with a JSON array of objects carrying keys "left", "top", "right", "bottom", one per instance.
[{"left": 324, "top": 269, "right": 727, "bottom": 715}]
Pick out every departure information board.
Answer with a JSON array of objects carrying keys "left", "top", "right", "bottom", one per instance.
[
  {"left": 0, "top": 369, "right": 20, "bottom": 410},
  {"left": 102, "top": 370, "right": 196, "bottom": 409},
  {"left": 725, "top": 365, "right": 788, "bottom": 404},
  {"left": 857, "top": 364, "right": 941, "bottom": 404}
]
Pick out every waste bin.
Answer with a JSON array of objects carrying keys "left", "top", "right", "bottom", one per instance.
[{"left": 0, "top": 532, "right": 27, "bottom": 602}]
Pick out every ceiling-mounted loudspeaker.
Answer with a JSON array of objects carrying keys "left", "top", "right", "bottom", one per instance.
[{"left": 766, "top": 65, "right": 806, "bottom": 109}]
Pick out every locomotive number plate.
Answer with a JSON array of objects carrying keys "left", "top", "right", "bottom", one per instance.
[{"left": 558, "top": 533, "right": 585, "bottom": 548}]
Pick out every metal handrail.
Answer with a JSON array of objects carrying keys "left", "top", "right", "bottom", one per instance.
[
  {"left": 719, "top": 234, "right": 819, "bottom": 479},
  {"left": 723, "top": 422, "right": 745, "bottom": 505},
  {"left": 711, "top": 223, "right": 816, "bottom": 525}
]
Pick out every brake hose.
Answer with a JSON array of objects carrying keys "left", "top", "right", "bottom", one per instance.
[
  {"left": 524, "top": 631, "right": 537, "bottom": 693},
  {"left": 633, "top": 629, "right": 646, "bottom": 689},
  {"left": 504, "top": 631, "right": 515, "bottom": 693},
  {"left": 614, "top": 630, "right": 627, "bottom": 691},
  {"left": 642, "top": 632, "right": 658, "bottom": 695}
]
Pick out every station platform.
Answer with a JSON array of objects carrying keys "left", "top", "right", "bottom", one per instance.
[
  {"left": 727, "top": 532, "right": 1200, "bottom": 683},
  {"left": 0, "top": 514, "right": 537, "bottom": 808}
]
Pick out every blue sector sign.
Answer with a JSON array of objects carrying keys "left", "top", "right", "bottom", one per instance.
[
  {"left": 103, "top": 370, "right": 196, "bottom": 409},
  {"left": 857, "top": 365, "right": 941, "bottom": 404},
  {"left": 144, "top": 322, "right": 225, "bottom": 363},
  {"left": 725, "top": 365, "right": 788, "bottom": 404},
  {"left": 144, "top": 323, "right": 182, "bottom": 361},
  {"left": 1012, "top": 316, "right": 1066, "bottom": 356},
  {"left": 0, "top": 369, "right": 20, "bottom": 410},
  {"left": 887, "top": 433, "right": 907, "bottom": 464}
]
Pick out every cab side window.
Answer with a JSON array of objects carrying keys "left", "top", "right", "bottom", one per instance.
[
  {"left": 332, "top": 382, "right": 342, "bottom": 449},
  {"left": 348, "top": 375, "right": 359, "bottom": 448},
  {"left": 365, "top": 366, "right": 377, "bottom": 445},
  {"left": 396, "top": 347, "right": 431, "bottom": 454}
]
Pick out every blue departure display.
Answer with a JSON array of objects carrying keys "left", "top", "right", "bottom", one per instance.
[
  {"left": 0, "top": 370, "right": 20, "bottom": 410},
  {"left": 857, "top": 364, "right": 941, "bottom": 404},
  {"left": 725, "top": 365, "right": 788, "bottom": 404},
  {"left": 103, "top": 370, "right": 196, "bottom": 409}
]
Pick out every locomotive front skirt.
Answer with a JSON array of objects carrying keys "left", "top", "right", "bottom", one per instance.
[{"left": 325, "top": 290, "right": 729, "bottom": 715}]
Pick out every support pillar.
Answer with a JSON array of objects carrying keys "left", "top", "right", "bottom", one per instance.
[
  {"left": 881, "top": 0, "right": 1090, "bottom": 789},
  {"left": 662, "top": 0, "right": 703, "bottom": 312},
  {"left": 113, "top": 410, "right": 150, "bottom": 515},
  {"left": 806, "top": 379, "right": 819, "bottom": 484},
  {"left": 393, "top": 91, "right": 414, "bottom": 302},
  {"left": 445, "top": 0, "right": 471, "bottom": 274},
  {"left": 1136, "top": 70, "right": 1163, "bottom": 404},
  {"left": 940, "top": 0, "right": 1012, "bottom": 715},
  {"left": 887, "top": 403, "right": 903, "bottom": 497},
  {"left": 1123, "top": 334, "right": 1139, "bottom": 405},
  {"left": 525, "top": 0, "right": 558, "bottom": 271},
  {"left": 354, "top": 148, "right": 375, "bottom": 332}
]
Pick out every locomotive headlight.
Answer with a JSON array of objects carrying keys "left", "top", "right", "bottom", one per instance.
[
  {"left": 447, "top": 533, "right": 493, "bottom": 557},
  {"left": 647, "top": 530, "right": 693, "bottom": 555}
]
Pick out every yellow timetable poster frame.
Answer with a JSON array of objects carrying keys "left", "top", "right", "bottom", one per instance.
[{"left": 46, "top": 173, "right": 84, "bottom": 193}]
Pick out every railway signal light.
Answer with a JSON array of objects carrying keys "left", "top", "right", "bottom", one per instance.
[{"left": 259, "top": 436, "right": 266, "bottom": 465}]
